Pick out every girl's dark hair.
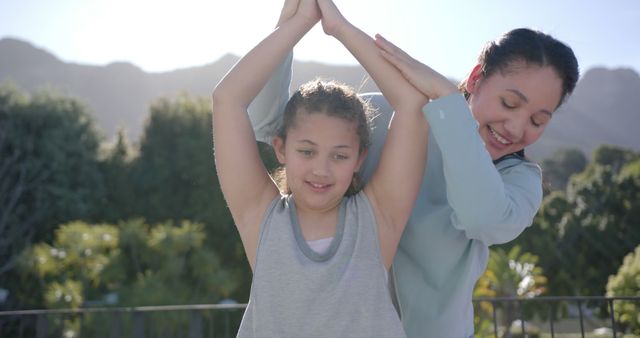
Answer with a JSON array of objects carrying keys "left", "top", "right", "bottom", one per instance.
[
  {"left": 278, "top": 79, "right": 373, "bottom": 153},
  {"left": 274, "top": 79, "right": 373, "bottom": 196},
  {"left": 459, "top": 28, "right": 579, "bottom": 108}
]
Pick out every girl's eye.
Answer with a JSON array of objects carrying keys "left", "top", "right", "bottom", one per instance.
[
  {"left": 334, "top": 154, "right": 349, "bottom": 160},
  {"left": 298, "top": 149, "right": 313, "bottom": 156}
]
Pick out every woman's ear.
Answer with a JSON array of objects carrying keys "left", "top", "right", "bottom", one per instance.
[
  {"left": 272, "top": 136, "right": 286, "bottom": 164},
  {"left": 465, "top": 64, "right": 483, "bottom": 94}
]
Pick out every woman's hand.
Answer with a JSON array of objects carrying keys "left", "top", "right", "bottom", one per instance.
[{"left": 375, "top": 34, "right": 458, "bottom": 100}]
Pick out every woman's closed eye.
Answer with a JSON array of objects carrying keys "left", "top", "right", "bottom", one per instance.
[
  {"left": 531, "top": 112, "right": 551, "bottom": 128},
  {"left": 501, "top": 98, "right": 517, "bottom": 109}
]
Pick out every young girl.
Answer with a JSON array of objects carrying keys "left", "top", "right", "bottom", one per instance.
[
  {"left": 211, "top": 0, "right": 428, "bottom": 336},
  {"left": 248, "top": 2, "right": 580, "bottom": 337}
]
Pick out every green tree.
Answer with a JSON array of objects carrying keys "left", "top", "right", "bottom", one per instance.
[
  {"left": 101, "top": 219, "right": 237, "bottom": 305},
  {"left": 541, "top": 148, "right": 587, "bottom": 191},
  {"left": 129, "top": 93, "right": 250, "bottom": 300},
  {"left": 606, "top": 245, "right": 640, "bottom": 335},
  {"left": 0, "top": 83, "right": 104, "bottom": 309},
  {"left": 512, "top": 145, "right": 640, "bottom": 297},
  {"left": 18, "top": 219, "right": 237, "bottom": 337},
  {"left": 592, "top": 144, "right": 640, "bottom": 172},
  {"left": 17, "top": 221, "right": 119, "bottom": 308},
  {"left": 97, "top": 128, "right": 136, "bottom": 223}
]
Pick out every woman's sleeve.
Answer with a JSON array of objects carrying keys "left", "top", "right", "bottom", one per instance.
[
  {"left": 247, "top": 52, "right": 294, "bottom": 144},
  {"left": 423, "top": 93, "right": 543, "bottom": 246}
]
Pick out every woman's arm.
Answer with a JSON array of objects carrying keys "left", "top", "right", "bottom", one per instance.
[
  {"left": 317, "top": 0, "right": 428, "bottom": 269},
  {"left": 247, "top": 1, "right": 299, "bottom": 144},
  {"left": 377, "top": 36, "right": 542, "bottom": 245},
  {"left": 212, "top": 0, "right": 319, "bottom": 268}
]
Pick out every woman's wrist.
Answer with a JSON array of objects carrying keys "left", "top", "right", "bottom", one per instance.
[{"left": 432, "top": 81, "right": 459, "bottom": 101}]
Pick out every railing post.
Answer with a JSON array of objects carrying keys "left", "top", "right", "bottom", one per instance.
[
  {"left": 110, "top": 310, "right": 122, "bottom": 338},
  {"left": 132, "top": 311, "right": 144, "bottom": 338},
  {"left": 189, "top": 309, "right": 202, "bottom": 338},
  {"left": 548, "top": 301, "right": 555, "bottom": 338},
  {"left": 491, "top": 300, "right": 498, "bottom": 338},
  {"left": 577, "top": 299, "right": 585, "bottom": 338},
  {"left": 224, "top": 310, "right": 230, "bottom": 338},
  {"left": 608, "top": 298, "right": 617, "bottom": 338},
  {"left": 519, "top": 299, "right": 525, "bottom": 336},
  {"left": 209, "top": 313, "right": 215, "bottom": 338},
  {"left": 36, "top": 313, "right": 47, "bottom": 338}
]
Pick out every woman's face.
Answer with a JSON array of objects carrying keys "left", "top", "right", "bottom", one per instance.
[{"left": 466, "top": 61, "right": 563, "bottom": 160}]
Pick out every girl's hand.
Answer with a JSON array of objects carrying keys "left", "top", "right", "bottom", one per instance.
[
  {"left": 277, "top": 0, "right": 299, "bottom": 26},
  {"left": 375, "top": 34, "right": 458, "bottom": 100},
  {"left": 278, "top": 0, "right": 320, "bottom": 27},
  {"left": 317, "top": 0, "right": 348, "bottom": 37},
  {"left": 296, "top": 0, "right": 321, "bottom": 25}
]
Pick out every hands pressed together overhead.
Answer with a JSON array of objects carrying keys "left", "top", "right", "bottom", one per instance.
[{"left": 278, "top": 0, "right": 458, "bottom": 101}]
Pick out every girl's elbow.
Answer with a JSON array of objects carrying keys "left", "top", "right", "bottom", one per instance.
[{"left": 211, "top": 85, "right": 225, "bottom": 108}]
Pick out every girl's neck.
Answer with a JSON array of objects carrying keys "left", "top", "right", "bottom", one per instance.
[{"left": 293, "top": 197, "right": 342, "bottom": 241}]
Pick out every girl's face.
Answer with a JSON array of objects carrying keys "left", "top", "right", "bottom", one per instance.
[
  {"left": 466, "top": 62, "right": 563, "bottom": 160},
  {"left": 273, "top": 111, "right": 365, "bottom": 212}
]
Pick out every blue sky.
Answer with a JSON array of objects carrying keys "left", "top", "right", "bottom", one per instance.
[{"left": 1, "top": 0, "right": 638, "bottom": 79}]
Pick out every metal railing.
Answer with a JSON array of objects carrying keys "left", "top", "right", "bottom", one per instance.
[
  {"left": 472, "top": 295, "right": 640, "bottom": 338},
  {"left": 0, "top": 303, "right": 246, "bottom": 338},
  {"left": 1, "top": 296, "right": 638, "bottom": 338}
]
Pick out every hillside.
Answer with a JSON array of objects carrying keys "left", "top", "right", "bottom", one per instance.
[{"left": 1, "top": 37, "right": 639, "bottom": 161}]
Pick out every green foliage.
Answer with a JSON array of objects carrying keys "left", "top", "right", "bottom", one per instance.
[
  {"left": 541, "top": 148, "right": 587, "bottom": 191},
  {"left": 474, "top": 246, "right": 547, "bottom": 336},
  {"left": 18, "top": 219, "right": 236, "bottom": 307},
  {"left": 97, "top": 128, "right": 137, "bottom": 223},
  {"left": 100, "top": 219, "right": 237, "bottom": 306},
  {"left": 17, "top": 221, "right": 119, "bottom": 308},
  {"left": 127, "top": 93, "right": 250, "bottom": 300},
  {"left": 5, "top": 89, "right": 272, "bottom": 313},
  {"left": 510, "top": 145, "right": 640, "bottom": 297},
  {"left": 593, "top": 145, "right": 640, "bottom": 171},
  {"left": 475, "top": 246, "right": 547, "bottom": 299},
  {"left": 44, "top": 280, "right": 83, "bottom": 309},
  {"left": 607, "top": 245, "right": 640, "bottom": 335},
  {"left": 17, "top": 219, "right": 237, "bottom": 336},
  {"left": 0, "top": 82, "right": 105, "bottom": 310}
]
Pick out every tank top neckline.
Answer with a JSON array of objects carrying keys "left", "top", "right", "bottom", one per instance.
[{"left": 287, "top": 195, "right": 347, "bottom": 262}]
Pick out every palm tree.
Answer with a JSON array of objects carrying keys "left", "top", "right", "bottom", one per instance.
[{"left": 474, "top": 245, "right": 547, "bottom": 337}]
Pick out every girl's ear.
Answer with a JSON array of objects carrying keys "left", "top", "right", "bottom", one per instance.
[
  {"left": 465, "top": 64, "right": 483, "bottom": 94},
  {"left": 355, "top": 148, "right": 368, "bottom": 172},
  {"left": 272, "top": 136, "right": 286, "bottom": 164}
]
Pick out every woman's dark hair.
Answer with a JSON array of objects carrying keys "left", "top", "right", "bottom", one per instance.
[{"left": 459, "top": 28, "right": 579, "bottom": 108}]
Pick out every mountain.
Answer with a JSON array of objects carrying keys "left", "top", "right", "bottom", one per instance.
[
  {"left": 1, "top": 37, "right": 638, "bottom": 161},
  {"left": 528, "top": 67, "right": 640, "bottom": 159}
]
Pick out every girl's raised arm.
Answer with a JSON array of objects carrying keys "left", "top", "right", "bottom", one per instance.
[
  {"left": 211, "top": 0, "right": 319, "bottom": 268},
  {"left": 317, "top": 0, "right": 428, "bottom": 268}
]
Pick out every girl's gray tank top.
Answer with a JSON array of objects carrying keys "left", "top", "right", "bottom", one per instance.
[{"left": 236, "top": 192, "right": 406, "bottom": 338}]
